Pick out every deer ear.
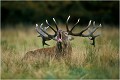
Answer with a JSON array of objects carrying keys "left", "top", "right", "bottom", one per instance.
[{"left": 68, "top": 35, "right": 74, "bottom": 41}]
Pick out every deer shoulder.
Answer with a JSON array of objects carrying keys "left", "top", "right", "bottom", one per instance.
[{"left": 23, "top": 46, "right": 56, "bottom": 61}]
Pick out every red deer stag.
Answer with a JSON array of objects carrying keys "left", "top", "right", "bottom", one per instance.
[{"left": 23, "top": 16, "right": 101, "bottom": 62}]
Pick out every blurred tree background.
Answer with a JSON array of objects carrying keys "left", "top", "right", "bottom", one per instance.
[{"left": 1, "top": 1, "right": 119, "bottom": 28}]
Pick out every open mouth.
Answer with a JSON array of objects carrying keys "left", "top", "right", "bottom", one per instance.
[
  {"left": 59, "top": 32, "right": 62, "bottom": 39},
  {"left": 57, "top": 31, "right": 62, "bottom": 42}
]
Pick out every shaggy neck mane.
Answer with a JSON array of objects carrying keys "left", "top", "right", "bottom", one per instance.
[{"left": 55, "top": 41, "right": 72, "bottom": 57}]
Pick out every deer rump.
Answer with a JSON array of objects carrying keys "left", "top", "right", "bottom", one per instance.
[{"left": 23, "top": 16, "right": 101, "bottom": 62}]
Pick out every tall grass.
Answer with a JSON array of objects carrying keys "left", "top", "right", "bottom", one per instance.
[{"left": 1, "top": 24, "right": 119, "bottom": 79}]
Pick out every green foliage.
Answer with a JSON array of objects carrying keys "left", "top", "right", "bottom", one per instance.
[{"left": 1, "top": 1, "right": 119, "bottom": 26}]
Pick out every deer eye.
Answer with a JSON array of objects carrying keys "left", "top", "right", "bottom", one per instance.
[{"left": 64, "top": 32, "right": 68, "bottom": 35}]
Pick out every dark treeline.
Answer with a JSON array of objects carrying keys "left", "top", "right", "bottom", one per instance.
[{"left": 1, "top": 1, "right": 119, "bottom": 28}]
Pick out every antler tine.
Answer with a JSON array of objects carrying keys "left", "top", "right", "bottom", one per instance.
[
  {"left": 81, "top": 22, "right": 101, "bottom": 37},
  {"left": 39, "top": 23, "right": 53, "bottom": 38},
  {"left": 36, "top": 23, "right": 45, "bottom": 37},
  {"left": 35, "top": 24, "right": 41, "bottom": 34},
  {"left": 87, "top": 23, "right": 102, "bottom": 46},
  {"left": 93, "top": 21, "right": 95, "bottom": 27},
  {"left": 66, "top": 15, "right": 70, "bottom": 32},
  {"left": 70, "top": 18, "right": 80, "bottom": 32},
  {"left": 39, "top": 23, "right": 48, "bottom": 36},
  {"left": 44, "top": 26, "right": 49, "bottom": 30},
  {"left": 80, "top": 20, "right": 92, "bottom": 35},
  {"left": 88, "top": 23, "right": 102, "bottom": 36},
  {"left": 46, "top": 20, "right": 57, "bottom": 33},
  {"left": 53, "top": 18, "right": 59, "bottom": 31},
  {"left": 92, "top": 24, "right": 101, "bottom": 34},
  {"left": 35, "top": 24, "right": 51, "bottom": 47},
  {"left": 65, "top": 19, "right": 92, "bottom": 36}
]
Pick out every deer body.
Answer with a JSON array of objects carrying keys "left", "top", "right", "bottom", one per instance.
[
  {"left": 23, "top": 31, "right": 72, "bottom": 61},
  {"left": 23, "top": 46, "right": 56, "bottom": 61},
  {"left": 23, "top": 41, "right": 72, "bottom": 61}
]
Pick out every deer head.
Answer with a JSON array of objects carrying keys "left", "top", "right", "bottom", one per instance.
[{"left": 36, "top": 16, "right": 101, "bottom": 48}]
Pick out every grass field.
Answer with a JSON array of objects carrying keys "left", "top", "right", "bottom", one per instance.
[{"left": 1, "top": 24, "right": 119, "bottom": 79}]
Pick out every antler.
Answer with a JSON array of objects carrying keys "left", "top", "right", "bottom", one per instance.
[
  {"left": 35, "top": 24, "right": 51, "bottom": 47},
  {"left": 66, "top": 16, "right": 102, "bottom": 46},
  {"left": 36, "top": 18, "right": 59, "bottom": 47}
]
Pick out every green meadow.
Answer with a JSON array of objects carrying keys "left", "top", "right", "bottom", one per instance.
[{"left": 1, "top": 24, "right": 119, "bottom": 79}]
